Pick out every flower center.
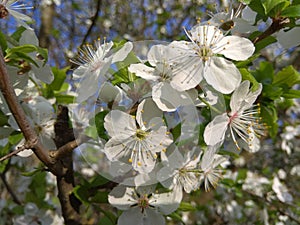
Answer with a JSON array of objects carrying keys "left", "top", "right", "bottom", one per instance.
[
  {"left": 138, "top": 195, "right": 149, "bottom": 212},
  {"left": 0, "top": 4, "right": 9, "bottom": 19},
  {"left": 196, "top": 46, "right": 213, "bottom": 62},
  {"left": 136, "top": 129, "right": 148, "bottom": 140},
  {"left": 228, "top": 111, "right": 238, "bottom": 124}
]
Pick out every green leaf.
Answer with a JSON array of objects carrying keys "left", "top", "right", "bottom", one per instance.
[
  {"left": 89, "top": 191, "right": 108, "bottom": 203},
  {"left": 89, "top": 174, "right": 110, "bottom": 187},
  {"left": 249, "top": 0, "right": 266, "bottom": 16},
  {"left": 11, "top": 27, "right": 26, "bottom": 42},
  {"left": 8, "top": 132, "right": 23, "bottom": 145},
  {"left": 0, "top": 110, "right": 8, "bottom": 126},
  {"left": 21, "top": 167, "right": 45, "bottom": 177},
  {"left": 273, "top": 65, "right": 300, "bottom": 87},
  {"left": 281, "top": 4, "right": 300, "bottom": 17},
  {"left": 239, "top": 68, "right": 260, "bottom": 91},
  {"left": 26, "top": 172, "right": 47, "bottom": 208},
  {"left": 263, "top": 84, "right": 283, "bottom": 100},
  {"left": 7, "top": 44, "right": 38, "bottom": 54},
  {"left": 262, "top": 0, "right": 288, "bottom": 14},
  {"left": 178, "top": 202, "right": 197, "bottom": 211},
  {"left": 254, "top": 35, "right": 277, "bottom": 53},
  {"left": 282, "top": 89, "right": 300, "bottom": 98},
  {"left": 54, "top": 94, "right": 75, "bottom": 104},
  {"left": 0, "top": 143, "right": 10, "bottom": 172},
  {"left": 252, "top": 61, "right": 274, "bottom": 84},
  {"left": 261, "top": 103, "right": 278, "bottom": 139},
  {"left": 0, "top": 30, "right": 8, "bottom": 52},
  {"left": 73, "top": 185, "right": 90, "bottom": 204},
  {"left": 49, "top": 67, "right": 68, "bottom": 91},
  {"left": 95, "top": 111, "right": 109, "bottom": 140}
]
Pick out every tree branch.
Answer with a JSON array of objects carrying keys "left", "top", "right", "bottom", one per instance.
[
  {"left": 81, "top": 0, "right": 102, "bottom": 45},
  {"left": 253, "top": 17, "right": 290, "bottom": 44},
  {"left": 0, "top": 49, "right": 53, "bottom": 167},
  {"left": 49, "top": 134, "right": 90, "bottom": 161},
  {"left": 0, "top": 140, "right": 37, "bottom": 162}
]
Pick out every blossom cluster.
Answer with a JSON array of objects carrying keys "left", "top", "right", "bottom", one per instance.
[{"left": 69, "top": 11, "right": 267, "bottom": 224}]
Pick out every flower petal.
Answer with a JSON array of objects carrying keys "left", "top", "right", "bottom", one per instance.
[
  {"left": 217, "top": 36, "right": 255, "bottom": 61},
  {"left": 104, "top": 110, "right": 136, "bottom": 138},
  {"left": 128, "top": 64, "right": 157, "bottom": 81},
  {"left": 204, "top": 57, "right": 241, "bottom": 94},
  {"left": 204, "top": 113, "right": 229, "bottom": 146},
  {"left": 150, "top": 190, "right": 181, "bottom": 215},
  {"left": 108, "top": 186, "right": 136, "bottom": 210},
  {"left": 112, "top": 42, "right": 133, "bottom": 63}
]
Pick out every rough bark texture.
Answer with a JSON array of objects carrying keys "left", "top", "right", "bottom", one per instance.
[{"left": 54, "top": 105, "right": 83, "bottom": 225}]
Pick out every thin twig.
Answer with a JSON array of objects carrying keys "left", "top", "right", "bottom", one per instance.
[
  {"left": 81, "top": 0, "right": 102, "bottom": 45},
  {"left": 0, "top": 172, "right": 22, "bottom": 205},
  {"left": 0, "top": 142, "right": 34, "bottom": 162}
]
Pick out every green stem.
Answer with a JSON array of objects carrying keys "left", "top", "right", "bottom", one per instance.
[{"left": 198, "top": 95, "right": 223, "bottom": 114}]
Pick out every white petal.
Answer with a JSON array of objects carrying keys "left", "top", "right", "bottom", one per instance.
[
  {"left": 76, "top": 75, "right": 100, "bottom": 102},
  {"left": 204, "top": 57, "right": 241, "bottom": 94},
  {"left": 128, "top": 64, "right": 157, "bottom": 81},
  {"left": 108, "top": 186, "right": 136, "bottom": 210},
  {"left": 277, "top": 27, "right": 300, "bottom": 49},
  {"left": 230, "top": 80, "right": 251, "bottom": 113},
  {"left": 31, "top": 63, "right": 54, "bottom": 84},
  {"left": 150, "top": 190, "right": 180, "bottom": 215},
  {"left": 217, "top": 36, "right": 255, "bottom": 61},
  {"left": 200, "top": 145, "right": 219, "bottom": 171},
  {"left": 8, "top": 9, "right": 32, "bottom": 22},
  {"left": 19, "top": 30, "right": 39, "bottom": 46},
  {"left": 112, "top": 42, "right": 133, "bottom": 63},
  {"left": 152, "top": 82, "right": 187, "bottom": 112},
  {"left": 170, "top": 56, "right": 203, "bottom": 91},
  {"left": 190, "top": 25, "right": 223, "bottom": 46},
  {"left": 204, "top": 113, "right": 229, "bottom": 146},
  {"left": 136, "top": 98, "right": 162, "bottom": 128},
  {"left": 104, "top": 110, "right": 136, "bottom": 138},
  {"left": 147, "top": 44, "right": 166, "bottom": 66}
]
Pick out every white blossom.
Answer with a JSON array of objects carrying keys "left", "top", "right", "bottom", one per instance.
[
  {"left": 72, "top": 40, "right": 133, "bottom": 102},
  {"left": 169, "top": 25, "right": 254, "bottom": 94},
  {"left": 204, "top": 80, "right": 265, "bottom": 152},
  {"left": 108, "top": 185, "right": 181, "bottom": 225},
  {"left": 129, "top": 44, "right": 194, "bottom": 111},
  {"left": 103, "top": 99, "right": 172, "bottom": 173},
  {"left": 0, "top": 0, "right": 33, "bottom": 29}
]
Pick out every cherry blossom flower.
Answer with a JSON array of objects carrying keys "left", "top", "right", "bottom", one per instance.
[
  {"left": 0, "top": 0, "right": 33, "bottom": 29},
  {"left": 72, "top": 39, "right": 133, "bottom": 102},
  {"left": 169, "top": 25, "right": 254, "bottom": 94},
  {"left": 204, "top": 80, "right": 264, "bottom": 152},
  {"left": 108, "top": 185, "right": 181, "bottom": 225},
  {"left": 103, "top": 99, "right": 172, "bottom": 173},
  {"left": 157, "top": 147, "right": 202, "bottom": 199},
  {"left": 16, "top": 96, "right": 56, "bottom": 157},
  {"left": 199, "top": 145, "right": 228, "bottom": 191},
  {"left": 129, "top": 44, "right": 194, "bottom": 111}
]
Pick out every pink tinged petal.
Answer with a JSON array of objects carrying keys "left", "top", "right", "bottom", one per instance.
[
  {"left": 150, "top": 190, "right": 181, "bottom": 215},
  {"left": 128, "top": 64, "right": 157, "bottom": 81},
  {"left": 217, "top": 36, "right": 255, "bottom": 61},
  {"left": 204, "top": 113, "right": 229, "bottom": 146},
  {"left": 136, "top": 98, "right": 162, "bottom": 128},
  {"left": 204, "top": 57, "right": 241, "bottom": 94},
  {"left": 108, "top": 186, "right": 136, "bottom": 210},
  {"left": 104, "top": 110, "right": 136, "bottom": 138},
  {"left": 112, "top": 42, "right": 133, "bottom": 63}
]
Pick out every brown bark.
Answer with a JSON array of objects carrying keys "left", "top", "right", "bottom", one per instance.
[{"left": 39, "top": 2, "right": 55, "bottom": 48}]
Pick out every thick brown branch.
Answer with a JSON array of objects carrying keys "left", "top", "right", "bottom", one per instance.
[
  {"left": 0, "top": 49, "right": 52, "bottom": 167},
  {"left": 49, "top": 134, "right": 90, "bottom": 161}
]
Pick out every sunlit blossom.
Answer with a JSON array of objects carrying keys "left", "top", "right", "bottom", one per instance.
[
  {"left": 204, "top": 81, "right": 265, "bottom": 152},
  {"left": 169, "top": 25, "right": 254, "bottom": 94}
]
